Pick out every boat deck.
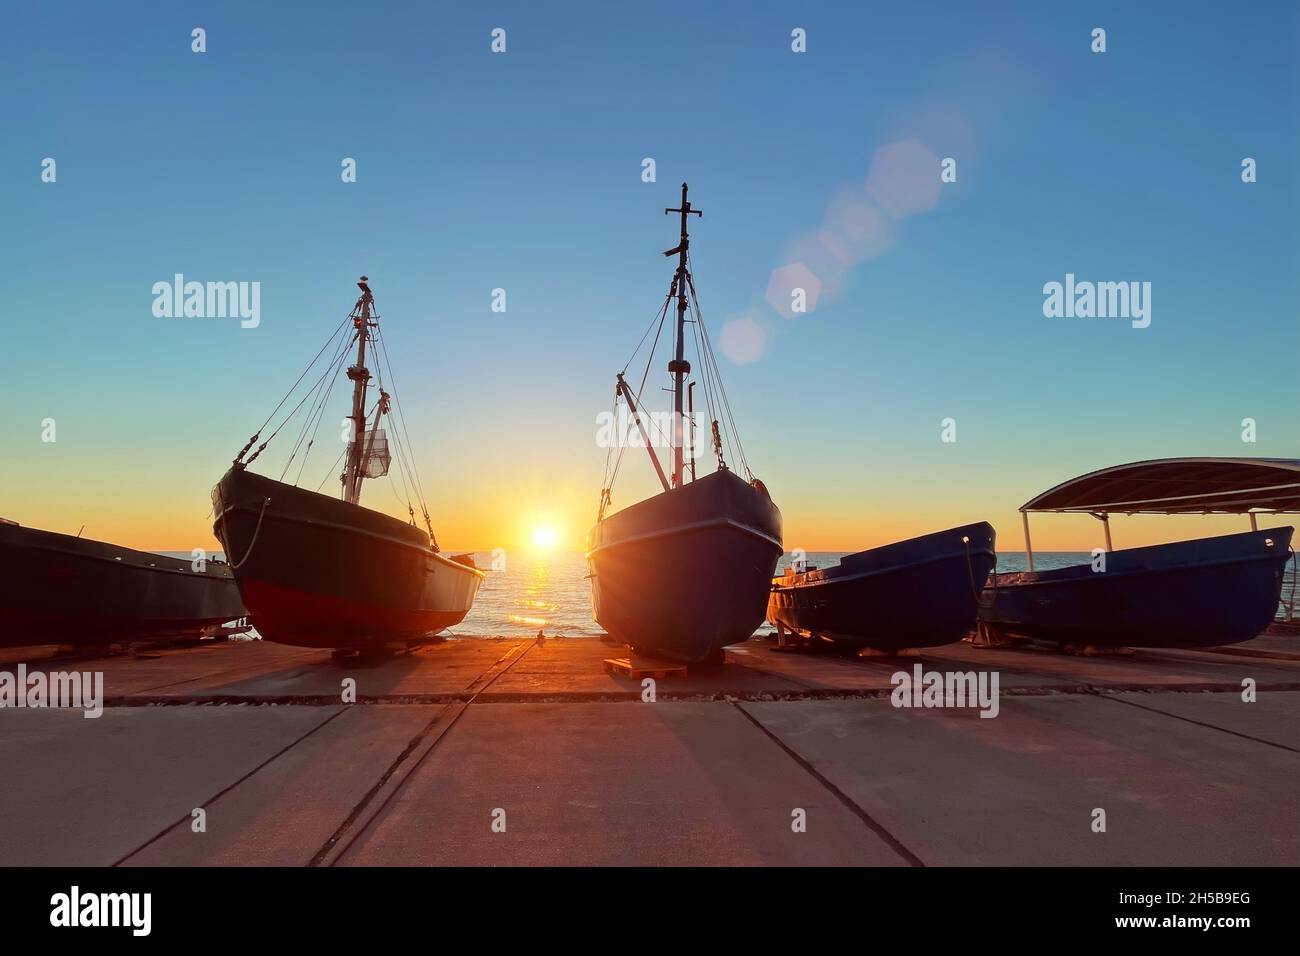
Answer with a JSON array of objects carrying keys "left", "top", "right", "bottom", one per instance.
[{"left": 1, "top": 632, "right": 1297, "bottom": 866}]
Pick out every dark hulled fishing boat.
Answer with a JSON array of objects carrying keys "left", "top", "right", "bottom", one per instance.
[
  {"left": 213, "top": 277, "right": 482, "bottom": 651},
  {"left": 0, "top": 519, "right": 244, "bottom": 647},
  {"left": 588, "top": 185, "right": 782, "bottom": 664},
  {"left": 979, "top": 458, "right": 1298, "bottom": 648},
  {"left": 768, "top": 522, "right": 996, "bottom": 651},
  {"left": 590, "top": 469, "right": 782, "bottom": 662}
]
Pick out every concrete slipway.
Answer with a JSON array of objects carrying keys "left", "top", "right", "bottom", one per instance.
[{"left": 0, "top": 634, "right": 1296, "bottom": 867}]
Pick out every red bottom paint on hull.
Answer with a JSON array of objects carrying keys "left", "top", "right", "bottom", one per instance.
[
  {"left": 213, "top": 467, "right": 483, "bottom": 651},
  {"left": 240, "top": 578, "right": 470, "bottom": 649}
]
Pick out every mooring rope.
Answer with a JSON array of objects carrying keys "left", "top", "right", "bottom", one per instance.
[
  {"left": 217, "top": 495, "right": 272, "bottom": 570},
  {"left": 1286, "top": 546, "right": 1298, "bottom": 623},
  {"left": 964, "top": 535, "right": 999, "bottom": 610}
]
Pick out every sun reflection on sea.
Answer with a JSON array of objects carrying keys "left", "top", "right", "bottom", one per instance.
[
  {"left": 474, "top": 550, "right": 578, "bottom": 635},
  {"left": 508, "top": 615, "right": 548, "bottom": 628},
  {"left": 504, "top": 554, "right": 561, "bottom": 634}
]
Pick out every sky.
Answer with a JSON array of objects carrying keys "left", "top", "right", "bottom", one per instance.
[{"left": 2, "top": 0, "right": 1297, "bottom": 554}]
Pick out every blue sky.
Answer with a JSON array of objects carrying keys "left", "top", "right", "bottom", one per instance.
[{"left": 2, "top": 0, "right": 1297, "bottom": 550}]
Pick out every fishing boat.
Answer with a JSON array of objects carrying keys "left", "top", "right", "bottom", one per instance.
[
  {"left": 0, "top": 519, "right": 245, "bottom": 647},
  {"left": 979, "top": 458, "right": 1298, "bottom": 648},
  {"left": 768, "top": 522, "right": 996, "bottom": 651},
  {"left": 588, "top": 184, "right": 782, "bottom": 665},
  {"left": 212, "top": 277, "right": 482, "bottom": 652}
]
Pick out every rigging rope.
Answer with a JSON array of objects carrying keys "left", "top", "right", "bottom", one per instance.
[
  {"left": 373, "top": 323, "right": 438, "bottom": 545},
  {"left": 600, "top": 290, "right": 674, "bottom": 518},
  {"left": 366, "top": 343, "right": 418, "bottom": 529},
  {"left": 281, "top": 329, "right": 356, "bottom": 482},
  {"left": 686, "top": 292, "right": 724, "bottom": 468},
  {"left": 234, "top": 313, "right": 353, "bottom": 464},
  {"left": 685, "top": 261, "right": 751, "bottom": 480},
  {"left": 314, "top": 447, "right": 347, "bottom": 494},
  {"left": 233, "top": 285, "right": 442, "bottom": 550},
  {"left": 246, "top": 327, "right": 356, "bottom": 467},
  {"left": 623, "top": 288, "right": 678, "bottom": 378},
  {"left": 599, "top": 247, "right": 759, "bottom": 511}
]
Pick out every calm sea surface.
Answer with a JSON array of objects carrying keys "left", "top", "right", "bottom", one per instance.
[
  {"left": 177, "top": 547, "right": 1298, "bottom": 638},
  {"left": 458, "top": 550, "right": 1100, "bottom": 637}
]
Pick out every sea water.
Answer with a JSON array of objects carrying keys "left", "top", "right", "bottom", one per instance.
[{"left": 458, "top": 550, "right": 1094, "bottom": 637}]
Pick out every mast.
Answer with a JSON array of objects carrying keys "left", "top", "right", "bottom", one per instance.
[
  {"left": 342, "top": 276, "right": 375, "bottom": 505},
  {"left": 664, "top": 182, "right": 701, "bottom": 489}
]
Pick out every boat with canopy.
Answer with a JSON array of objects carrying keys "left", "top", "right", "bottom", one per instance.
[{"left": 979, "top": 458, "right": 1298, "bottom": 648}]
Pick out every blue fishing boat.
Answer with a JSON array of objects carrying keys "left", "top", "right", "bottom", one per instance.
[
  {"left": 980, "top": 458, "right": 1299, "bottom": 648},
  {"left": 768, "top": 523, "right": 996, "bottom": 651}
]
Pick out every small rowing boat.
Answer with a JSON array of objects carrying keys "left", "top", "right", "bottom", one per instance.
[{"left": 768, "top": 523, "right": 996, "bottom": 650}]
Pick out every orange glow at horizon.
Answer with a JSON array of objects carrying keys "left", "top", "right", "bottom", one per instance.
[{"left": 1, "top": 465, "right": 1286, "bottom": 558}]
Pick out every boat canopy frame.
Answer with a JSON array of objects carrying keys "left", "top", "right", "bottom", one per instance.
[{"left": 1016, "top": 458, "right": 1300, "bottom": 571}]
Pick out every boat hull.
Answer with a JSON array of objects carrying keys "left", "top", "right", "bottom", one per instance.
[
  {"left": 979, "top": 527, "right": 1294, "bottom": 648},
  {"left": 768, "top": 522, "right": 997, "bottom": 650},
  {"left": 0, "top": 522, "right": 245, "bottom": 647},
  {"left": 212, "top": 466, "right": 482, "bottom": 649},
  {"left": 587, "top": 469, "right": 782, "bottom": 663}
]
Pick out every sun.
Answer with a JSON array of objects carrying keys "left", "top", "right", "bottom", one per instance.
[{"left": 531, "top": 526, "right": 559, "bottom": 551}]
